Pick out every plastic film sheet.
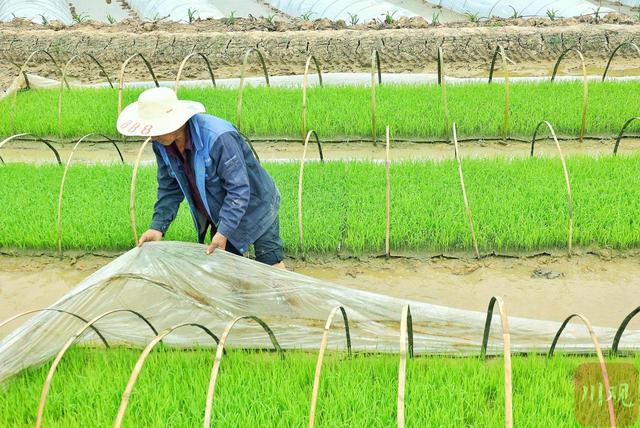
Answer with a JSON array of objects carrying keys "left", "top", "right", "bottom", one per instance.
[
  {"left": 127, "top": 0, "right": 224, "bottom": 21},
  {"left": 0, "top": 0, "right": 72, "bottom": 23},
  {"left": 266, "top": 0, "right": 417, "bottom": 21},
  {"left": 1, "top": 241, "right": 639, "bottom": 383},
  {"left": 437, "top": 0, "right": 612, "bottom": 18}
]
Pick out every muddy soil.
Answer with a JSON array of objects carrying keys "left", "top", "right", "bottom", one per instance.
[
  {"left": 2, "top": 138, "right": 639, "bottom": 164},
  {"left": 1, "top": 251, "right": 639, "bottom": 337},
  {"left": 3, "top": 19, "right": 640, "bottom": 90}
]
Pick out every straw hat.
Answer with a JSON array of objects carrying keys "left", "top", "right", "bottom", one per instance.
[{"left": 116, "top": 87, "right": 205, "bottom": 137}]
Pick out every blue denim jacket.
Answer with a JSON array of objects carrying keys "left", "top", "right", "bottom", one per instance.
[{"left": 150, "top": 113, "right": 280, "bottom": 253}]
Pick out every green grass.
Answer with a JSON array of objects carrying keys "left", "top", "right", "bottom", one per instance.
[
  {"left": 3, "top": 80, "right": 640, "bottom": 140},
  {"left": 1, "top": 347, "right": 637, "bottom": 427},
  {"left": 2, "top": 154, "right": 640, "bottom": 255}
]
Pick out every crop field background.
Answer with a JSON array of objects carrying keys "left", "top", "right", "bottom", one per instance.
[
  {"left": 1, "top": 155, "right": 640, "bottom": 255},
  {"left": 0, "top": 347, "right": 635, "bottom": 427},
  {"left": 3, "top": 81, "right": 640, "bottom": 140}
]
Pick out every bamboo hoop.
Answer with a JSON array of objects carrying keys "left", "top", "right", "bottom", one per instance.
[
  {"left": 298, "top": 130, "right": 324, "bottom": 257},
  {"left": 438, "top": 47, "right": 450, "bottom": 138},
  {"left": 203, "top": 315, "right": 283, "bottom": 427},
  {"left": 613, "top": 117, "right": 640, "bottom": 155},
  {"left": 35, "top": 309, "right": 158, "bottom": 428},
  {"left": 117, "top": 53, "right": 159, "bottom": 116},
  {"left": 397, "top": 305, "right": 414, "bottom": 428},
  {"left": 308, "top": 306, "right": 352, "bottom": 428},
  {"left": 301, "top": 55, "right": 324, "bottom": 139},
  {"left": 612, "top": 306, "right": 640, "bottom": 355},
  {"left": 58, "top": 54, "right": 113, "bottom": 134},
  {"left": 530, "top": 121, "right": 574, "bottom": 255},
  {"left": 478, "top": 296, "right": 513, "bottom": 428},
  {"left": 547, "top": 313, "right": 616, "bottom": 427},
  {"left": 0, "top": 133, "right": 61, "bottom": 165},
  {"left": 602, "top": 42, "right": 640, "bottom": 81},
  {"left": 113, "top": 323, "right": 220, "bottom": 428},
  {"left": 236, "top": 48, "right": 270, "bottom": 131},
  {"left": 550, "top": 48, "right": 588, "bottom": 142},
  {"left": 385, "top": 126, "right": 391, "bottom": 258},
  {"left": 175, "top": 52, "right": 216, "bottom": 94},
  {"left": 452, "top": 123, "right": 480, "bottom": 258},
  {"left": 11, "top": 50, "right": 69, "bottom": 132},
  {"left": 130, "top": 137, "right": 153, "bottom": 245},
  {"left": 57, "top": 133, "right": 123, "bottom": 258},
  {"left": 0, "top": 308, "right": 108, "bottom": 346},
  {"left": 370, "top": 49, "right": 381, "bottom": 145},
  {"left": 487, "top": 44, "right": 511, "bottom": 139}
]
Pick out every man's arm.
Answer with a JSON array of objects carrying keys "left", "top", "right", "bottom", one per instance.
[
  {"left": 207, "top": 132, "right": 250, "bottom": 253},
  {"left": 145, "top": 143, "right": 184, "bottom": 241}
]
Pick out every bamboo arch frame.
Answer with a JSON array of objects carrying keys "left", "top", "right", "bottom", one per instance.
[
  {"left": 550, "top": 48, "right": 588, "bottom": 142},
  {"left": 385, "top": 126, "right": 391, "bottom": 257},
  {"left": 35, "top": 309, "right": 159, "bottom": 428},
  {"left": 438, "top": 47, "right": 450, "bottom": 138},
  {"left": 113, "top": 323, "right": 220, "bottom": 428},
  {"left": 236, "top": 48, "right": 270, "bottom": 130},
  {"left": 487, "top": 44, "right": 511, "bottom": 139},
  {"left": 298, "top": 130, "right": 325, "bottom": 257},
  {"left": 117, "top": 53, "right": 159, "bottom": 116},
  {"left": 301, "top": 55, "right": 324, "bottom": 138},
  {"left": 452, "top": 123, "right": 480, "bottom": 258},
  {"left": 11, "top": 50, "right": 69, "bottom": 132},
  {"left": 0, "top": 133, "right": 61, "bottom": 165},
  {"left": 57, "top": 133, "right": 124, "bottom": 258},
  {"left": 478, "top": 296, "right": 513, "bottom": 428},
  {"left": 397, "top": 305, "right": 414, "bottom": 428},
  {"left": 370, "top": 49, "right": 382, "bottom": 145},
  {"left": 530, "top": 121, "right": 574, "bottom": 255},
  {"left": 130, "top": 137, "right": 153, "bottom": 244},
  {"left": 58, "top": 53, "right": 113, "bottom": 133},
  {"left": 613, "top": 117, "right": 640, "bottom": 155},
  {"left": 602, "top": 42, "right": 640, "bottom": 81},
  {"left": 0, "top": 308, "right": 108, "bottom": 347},
  {"left": 203, "top": 315, "right": 283, "bottom": 427},
  {"left": 547, "top": 313, "right": 616, "bottom": 427},
  {"left": 612, "top": 305, "right": 640, "bottom": 355},
  {"left": 175, "top": 52, "right": 216, "bottom": 94},
  {"left": 308, "top": 306, "right": 352, "bottom": 428}
]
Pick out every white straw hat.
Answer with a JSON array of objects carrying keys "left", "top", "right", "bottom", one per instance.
[{"left": 116, "top": 87, "right": 205, "bottom": 137}]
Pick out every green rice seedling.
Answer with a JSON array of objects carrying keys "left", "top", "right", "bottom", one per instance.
[
  {"left": 0, "top": 347, "right": 637, "bottom": 427},
  {"left": 3, "top": 80, "right": 640, "bottom": 141}
]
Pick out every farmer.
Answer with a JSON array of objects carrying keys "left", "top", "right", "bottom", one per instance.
[{"left": 116, "top": 87, "right": 285, "bottom": 269}]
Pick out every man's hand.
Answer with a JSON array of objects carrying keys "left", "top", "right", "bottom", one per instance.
[
  {"left": 207, "top": 232, "right": 228, "bottom": 255},
  {"left": 138, "top": 229, "right": 163, "bottom": 247}
]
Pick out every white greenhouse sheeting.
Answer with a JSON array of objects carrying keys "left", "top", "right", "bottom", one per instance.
[
  {"left": 266, "top": 0, "right": 417, "bottom": 21},
  {"left": 2, "top": 241, "right": 640, "bottom": 384},
  {"left": 618, "top": 0, "right": 640, "bottom": 6},
  {"left": 0, "top": 0, "right": 72, "bottom": 23},
  {"left": 127, "top": 0, "right": 224, "bottom": 21},
  {"left": 437, "top": 0, "right": 613, "bottom": 18}
]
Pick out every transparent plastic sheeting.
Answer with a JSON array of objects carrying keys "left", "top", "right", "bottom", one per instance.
[
  {"left": 127, "top": 0, "right": 224, "bottom": 21},
  {"left": 2, "top": 242, "right": 640, "bottom": 383},
  {"left": 0, "top": 0, "right": 72, "bottom": 23},
  {"left": 266, "top": 0, "right": 416, "bottom": 21},
  {"left": 437, "top": 0, "right": 612, "bottom": 18}
]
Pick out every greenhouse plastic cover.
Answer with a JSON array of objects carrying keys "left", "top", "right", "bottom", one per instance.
[
  {"left": 266, "top": 0, "right": 416, "bottom": 22},
  {"left": 437, "top": 0, "right": 612, "bottom": 18},
  {"left": 1, "top": 241, "right": 640, "bottom": 383},
  {"left": 127, "top": 0, "right": 224, "bottom": 21},
  {"left": 0, "top": 0, "right": 72, "bottom": 24}
]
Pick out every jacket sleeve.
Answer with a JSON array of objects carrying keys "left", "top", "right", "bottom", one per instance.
[
  {"left": 212, "top": 132, "right": 250, "bottom": 238},
  {"left": 150, "top": 143, "right": 184, "bottom": 234}
]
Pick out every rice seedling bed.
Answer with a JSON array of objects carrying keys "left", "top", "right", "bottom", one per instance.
[
  {"left": 3, "top": 80, "right": 640, "bottom": 141},
  {"left": 2, "top": 154, "right": 640, "bottom": 255},
  {"left": 0, "top": 347, "right": 635, "bottom": 427}
]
